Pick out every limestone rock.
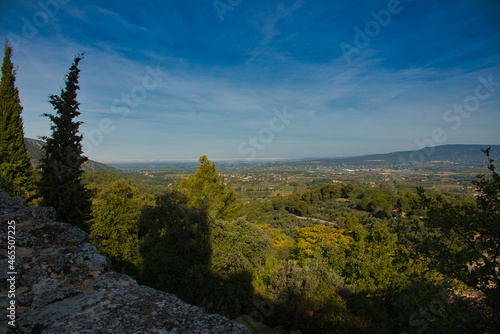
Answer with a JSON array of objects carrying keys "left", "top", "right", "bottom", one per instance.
[{"left": 0, "top": 190, "right": 249, "bottom": 333}]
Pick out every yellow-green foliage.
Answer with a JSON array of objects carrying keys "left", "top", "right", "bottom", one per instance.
[
  {"left": 257, "top": 223, "right": 294, "bottom": 250},
  {"left": 293, "top": 225, "right": 350, "bottom": 260}
]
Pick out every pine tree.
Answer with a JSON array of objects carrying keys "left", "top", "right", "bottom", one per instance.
[
  {"left": 38, "top": 54, "right": 91, "bottom": 229},
  {"left": 178, "top": 155, "right": 241, "bottom": 220},
  {"left": 0, "top": 40, "right": 34, "bottom": 198}
]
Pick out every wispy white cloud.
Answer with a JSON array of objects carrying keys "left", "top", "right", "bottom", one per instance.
[{"left": 245, "top": 0, "right": 305, "bottom": 64}]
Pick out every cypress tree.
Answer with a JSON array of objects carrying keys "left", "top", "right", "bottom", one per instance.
[
  {"left": 0, "top": 40, "right": 34, "bottom": 198},
  {"left": 38, "top": 54, "right": 91, "bottom": 229}
]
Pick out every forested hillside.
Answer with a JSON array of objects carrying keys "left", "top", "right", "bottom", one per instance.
[{"left": 81, "top": 153, "right": 499, "bottom": 334}]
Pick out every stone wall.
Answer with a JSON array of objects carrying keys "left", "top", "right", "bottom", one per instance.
[{"left": 0, "top": 190, "right": 249, "bottom": 333}]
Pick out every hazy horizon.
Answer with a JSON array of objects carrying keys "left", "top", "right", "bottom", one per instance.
[
  {"left": 100, "top": 143, "right": 500, "bottom": 164},
  {"left": 28, "top": 136, "right": 498, "bottom": 164}
]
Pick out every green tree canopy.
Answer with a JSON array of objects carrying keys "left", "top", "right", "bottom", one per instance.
[
  {"left": 138, "top": 190, "right": 212, "bottom": 306},
  {"left": 0, "top": 40, "right": 34, "bottom": 198},
  {"left": 210, "top": 217, "right": 273, "bottom": 278},
  {"left": 407, "top": 148, "right": 500, "bottom": 328},
  {"left": 89, "top": 180, "right": 143, "bottom": 276}
]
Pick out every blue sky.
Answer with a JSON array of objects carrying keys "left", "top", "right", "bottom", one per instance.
[{"left": 1, "top": 0, "right": 499, "bottom": 162}]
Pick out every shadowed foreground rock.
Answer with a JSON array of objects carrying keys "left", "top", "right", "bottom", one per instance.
[{"left": 0, "top": 190, "right": 249, "bottom": 333}]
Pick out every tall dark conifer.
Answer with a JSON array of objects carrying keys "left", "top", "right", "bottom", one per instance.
[
  {"left": 38, "top": 54, "right": 91, "bottom": 229},
  {"left": 0, "top": 40, "right": 34, "bottom": 198}
]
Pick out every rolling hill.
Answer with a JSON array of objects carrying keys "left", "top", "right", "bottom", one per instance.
[
  {"left": 24, "top": 138, "right": 117, "bottom": 172},
  {"left": 257, "top": 144, "right": 500, "bottom": 171},
  {"left": 309, "top": 144, "right": 500, "bottom": 169}
]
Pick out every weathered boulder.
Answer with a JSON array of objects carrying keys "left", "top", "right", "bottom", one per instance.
[{"left": 0, "top": 190, "right": 249, "bottom": 333}]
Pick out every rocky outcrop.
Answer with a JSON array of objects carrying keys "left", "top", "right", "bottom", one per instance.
[{"left": 0, "top": 190, "right": 249, "bottom": 333}]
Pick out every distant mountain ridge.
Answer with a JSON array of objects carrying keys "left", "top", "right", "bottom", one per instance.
[
  {"left": 24, "top": 138, "right": 117, "bottom": 172},
  {"left": 309, "top": 144, "right": 500, "bottom": 169}
]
